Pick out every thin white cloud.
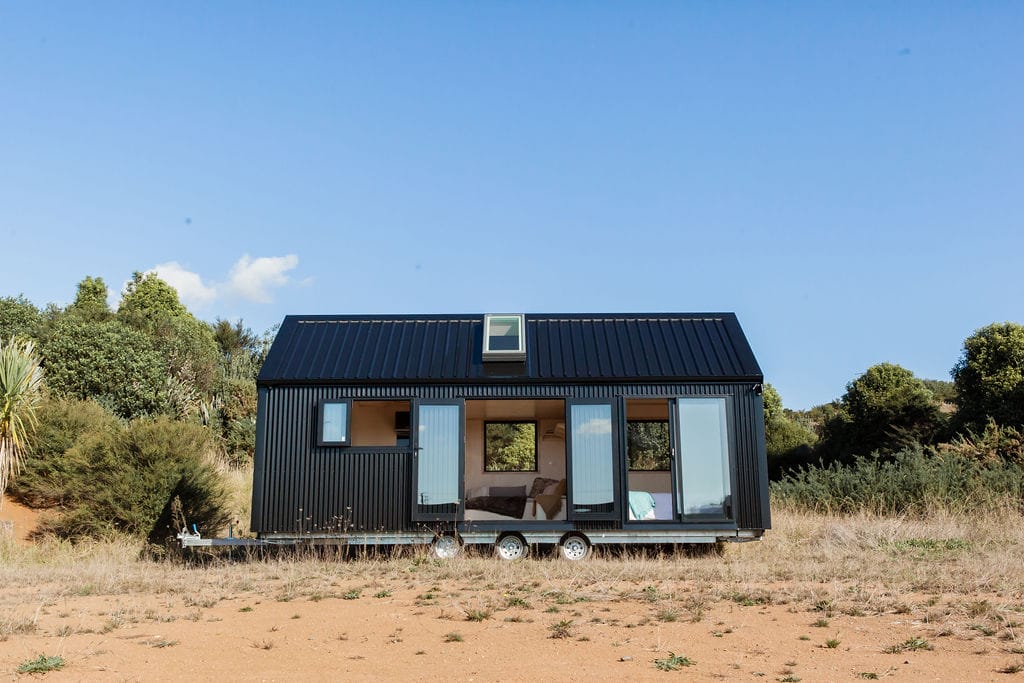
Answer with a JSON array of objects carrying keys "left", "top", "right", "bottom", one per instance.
[
  {"left": 136, "top": 254, "right": 300, "bottom": 309},
  {"left": 226, "top": 254, "right": 299, "bottom": 304},
  {"left": 152, "top": 261, "right": 218, "bottom": 307},
  {"left": 577, "top": 418, "right": 612, "bottom": 435}
]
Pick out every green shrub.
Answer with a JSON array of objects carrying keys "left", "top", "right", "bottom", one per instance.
[
  {"left": 771, "top": 445, "right": 1024, "bottom": 515},
  {"left": 33, "top": 416, "right": 230, "bottom": 542},
  {"left": 7, "top": 397, "right": 118, "bottom": 508},
  {"left": 41, "top": 317, "right": 168, "bottom": 419}
]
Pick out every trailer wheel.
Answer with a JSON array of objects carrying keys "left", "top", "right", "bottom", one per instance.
[
  {"left": 494, "top": 533, "right": 528, "bottom": 561},
  {"left": 558, "top": 534, "right": 590, "bottom": 561},
  {"left": 431, "top": 534, "right": 461, "bottom": 559}
]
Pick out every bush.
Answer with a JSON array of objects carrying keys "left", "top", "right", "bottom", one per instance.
[
  {"left": 41, "top": 317, "right": 168, "bottom": 419},
  {"left": 32, "top": 416, "right": 231, "bottom": 542},
  {"left": 770, "top": 445, "right": 1024, "bottom": 515},
  {"left": 7, "top": 397, "right": 118, "bottom": 508}
]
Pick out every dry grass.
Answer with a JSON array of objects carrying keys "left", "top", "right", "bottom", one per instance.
[{"left": 1, "top": 508, "right": 1023, "bottom": 630}]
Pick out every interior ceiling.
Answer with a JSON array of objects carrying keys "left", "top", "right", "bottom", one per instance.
[{"left": 466, "top": 399, "right": 565, "bottom": 420}]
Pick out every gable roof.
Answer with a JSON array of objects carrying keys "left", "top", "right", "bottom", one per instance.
[{"left": 257, "top": 313, "right": 762, "bottom": 385}]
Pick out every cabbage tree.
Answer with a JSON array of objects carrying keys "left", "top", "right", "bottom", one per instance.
[{"left": 0, "top": 338, "right": 44, "bottom": 510}]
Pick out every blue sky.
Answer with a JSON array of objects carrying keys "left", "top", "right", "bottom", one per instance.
[{"left": 1, "top": 4, "right": 1021, "bottom": 409}]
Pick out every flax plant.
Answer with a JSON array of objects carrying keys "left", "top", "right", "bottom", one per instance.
[{"left": 0, "top": 337, "right": 44, "bottom": 510}]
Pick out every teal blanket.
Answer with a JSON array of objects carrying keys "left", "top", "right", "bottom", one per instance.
[{"left": 628, "top": 491, "right": 656, "bottom": 520}]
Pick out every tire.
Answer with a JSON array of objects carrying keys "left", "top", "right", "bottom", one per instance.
[
  {"left": 558, "top": 534, "right": 590, "bottom": 561},
  {"left": 431, "top": 534, "right": 461, "bottom": 559},
  {"left": 494, "top": 534, "right": 528, "bottom": 561}
]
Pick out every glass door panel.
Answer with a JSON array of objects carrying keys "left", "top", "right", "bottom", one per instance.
[
  {"left": 412, "top": 401, "right": 464, "bottom": 521},
  {"left": 676, "top": 398, "right": 732, "bottom": 518},
  {"left": 568, "top": 400, "right": 618, "bottom": 519}
]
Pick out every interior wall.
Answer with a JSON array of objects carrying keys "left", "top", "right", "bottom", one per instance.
[
  {"left": 350, "top": 400, "right": 409, "bottom": 447},
  {"left": 625, "top": 399, "right": 671, "bottom": 492},
  {"left": 464, "top": 399, "right": 567, "bottom": 493},
  {"left": 627, "top": 470, "right": 673, "bottom": 493}
]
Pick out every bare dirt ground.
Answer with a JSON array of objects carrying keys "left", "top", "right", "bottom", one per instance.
[{"left": 2, "top": 509, "right": 1024, "bottom": 681}]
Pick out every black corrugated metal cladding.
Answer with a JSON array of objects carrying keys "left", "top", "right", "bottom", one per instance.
[{"left": 251, "top": 383, "right": 770, "bottom": 535}]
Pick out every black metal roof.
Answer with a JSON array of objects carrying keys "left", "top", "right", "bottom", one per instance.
[{"left": 257, "top": 313, "right": 763, "bottom": 385}]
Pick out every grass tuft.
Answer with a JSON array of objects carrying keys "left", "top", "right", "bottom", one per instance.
[
  {"left": 653, "top": 652, "right": 694, "bottom": 671},
  {"left": 548, "top": 619, "right": 574, "bottom": 639},
  {"left": 17, "top": 655, "right": 65, "bottom": 674},
  {"left": 884, "top": 637, "right": 932, "bottom": 654}
]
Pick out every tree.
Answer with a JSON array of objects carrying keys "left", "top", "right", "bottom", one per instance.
[
  {"left": 762, "top": 384, "right": 816, "bottom": 476},
  {"left": 212, "top": 318, "right": 258, "bottom": 360},
  {"left": 817, "top": 363, "right": 940, "bottom": 464},
  {"left": 117, "top": 271, "right": 187, "bottom": 329},
  {"left": 0, "top": 295, "right": 42, "bottom": 341},
  {"left": 41, "top": 317, "right": 167, "bottom": 419},
  {"left": 68, "top": 276, "right": 112, "bottom": 322},
  {"left": 0, "top": 338, "right": 44, "bottom": 510},
  {"left": 484, "top": 422, "right": 537, "bottom": 471},
  {"left": 952, "top": 322, "right": 1024, "bottom": 432},
  {"left": 626, "top": 421, "right": 670, "bottom": 470},
  {"left": 117, "top": 272, "right": 219, "bottom": 401}
]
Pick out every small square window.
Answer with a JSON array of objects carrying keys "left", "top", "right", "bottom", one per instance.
[
  {"left": 483, "top": 314, "right": 526, "bottom": 361},
  {"left": 318, "top": 400, "right": 351, "bottom": 446},
  {"left": 484, "top": 421, "right": 537, "bottom": 472}
]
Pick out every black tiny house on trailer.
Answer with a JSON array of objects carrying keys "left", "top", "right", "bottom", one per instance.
[{"left": 249, "top": 313, "right": 770, "bottom": 559}]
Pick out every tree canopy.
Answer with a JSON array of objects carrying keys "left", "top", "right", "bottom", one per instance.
[
  {"left": 0, "top": 295, "right": 42, "bottom": 341},
  {"left": 952, "top": 322, "right": 1024, "bottom": 432},
  {"left": 41, "top": 317, "right": 168, "bottom": 420},
  {"left": 816, "top": 363, "right": 940, "bottom": 464},
  {"left": 68, "top": 276, "right": 112, "bottom": 322},
  {"left": 762, "top": 383, "right": 816, "bottom": 476}
]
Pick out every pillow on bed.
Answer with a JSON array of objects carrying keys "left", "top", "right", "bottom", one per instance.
[
  {"left": 543, "top": 479, "right": 566, "bottom": 496},
  {"left": 490, "top": 485, "right": 527, "bottom": 498},
  {"left": 529, "top": 477, "right": 559, "bottom": 498}
]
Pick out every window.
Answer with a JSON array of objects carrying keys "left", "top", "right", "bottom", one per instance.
[
  {"left": 484, "top": 421, "right": 537, "bottom": 471},
  {"left": 483, "top": 314, "right": 526, "bottom": 361},
  {"left": 677, "top": 398, "right": 731, "bottom": 517},
  {"left": 318, "top": 400, "right": 351, "bottom": 446},
  {"left": 627, "top": 420, "right": 670, "bottom": 470}
]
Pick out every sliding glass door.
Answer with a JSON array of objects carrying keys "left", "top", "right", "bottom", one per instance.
[
  {"left": 567, "top": 399, "right": 620, "bottom": 520},
  {"left": 411, "top": 400, "right": 464, "bottom": 521},
  {"left": 674, "top": 397, "right": 732, "bottom": 518}
]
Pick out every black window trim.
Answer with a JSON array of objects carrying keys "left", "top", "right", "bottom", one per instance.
[{"left": 317, "top": 399, "right": 352, "bottom": 447}]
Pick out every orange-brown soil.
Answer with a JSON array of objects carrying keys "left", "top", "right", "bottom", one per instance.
[
  {"left": 3, "top": 509, "right": 1023, "bottom": 681},
  {"left": 1, "top": 567, "right": 1022, "bottom": 681},
  {"left": 0, "top": 499, "right": 39, "bottom": 545}
]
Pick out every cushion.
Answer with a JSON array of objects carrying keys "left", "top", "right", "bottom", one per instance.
[
  {"left": 535, "top": 479, "right": 567, "bottom": 519},
  {"left": 535, "top": 492, "right": 563, "bottom": 519},
  {"left": 490, "top": 485, "right": 527, "bottom": 498},
  {"left": 529, "top": 477, "right": 559, "bottom": 498},
  {"left": 552, "top": 479, "right": 567, "bottom": 496}
]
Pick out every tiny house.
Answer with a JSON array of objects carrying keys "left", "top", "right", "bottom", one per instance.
[{"left": 249, "top": 313, "right": 770, "bottom": 559}]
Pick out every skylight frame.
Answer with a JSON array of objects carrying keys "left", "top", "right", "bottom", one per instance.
[{"left": 482, "top": 313, "right": 527, "bottom": 362}]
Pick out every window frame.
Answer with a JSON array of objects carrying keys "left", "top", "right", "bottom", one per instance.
[
  {"left": 483, "top": 420, "right": 539, "bottom": 473},
  {"left": 625, "top": 419, "right": 671, "bottom": 472},
  {"left": 482, "top": 313, "right": 526, "bottom": 361},
  {"left": 317, "top": 399, "right": 352, "bottom": 447},
  {"left": 674, "top": 396, "right": 735, "bottom": 520}
]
